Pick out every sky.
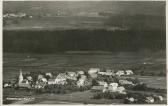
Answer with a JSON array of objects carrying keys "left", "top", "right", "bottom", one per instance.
[{"left": 3, "top": 1, "right": 165, "bottom": 16}]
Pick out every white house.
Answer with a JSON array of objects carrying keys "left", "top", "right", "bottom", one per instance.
[
  {"left": 116, "top": 70, "right": 125, "bottom": 76},
  {"left": 66, "top": 72, "right": 77, "bottom": 80},
  {"left": 48, "top": 79, "right": 56, "bottom": 85},
  {"left": 77, "top": 71, "right": 84, "bottom": 75},
  {"left": 55, "top": 73, "right": 67, "bottom": 85},
  {"left": 125, "top": 70, "right": 134, "bottom": 75},
  {"left": 40, "top": 78, "right": 47, "bottom": 83},
  {"left": 67, "top": 72, "right": 77, "bottom": 77},
  {"left": 116, "top": 86, "right": 126, "bottom": 94},
  {"left": 26, "top": 76, "right": 33, "bottom": 81},
  {"left": 126, "top": 97, "right": 135, "bottom": 102},
  {"left": 98, "top": 71, "right": 114, "bottom": 76},
  {"left": 80, "top": 75, "right": 87, "bottom": 80},
  {"left": 91, "top": 86, "right": 104, "bottom": 91},
  {"left": 145, "top": 97, "right": 154, "bottom": 103},
  {"left": 38, "top": 74, "right": 44, "bottom": 80},
  {"left": 98, "top": 81, "right": 108, "bottom": 87},
  {"left": 108, "top": 83, "right": 118, "bottom": 91},
  {"left": 3, "top": 83, "right": 11, "bottom": 88},
  {"left": 88, "top": 68, "right": 100, "bottom": 74},
  {"left": 158, "top": 96, "right": 164, "bottom": 101},
  {"left": 119, "top": 80, "right": 134, "bottom": 85},
  {"left": 45, "top": 72, "right": 52, "bottom": 78},
  {"left": 77, "top": 79, "right": 85, "bottom": 87}
]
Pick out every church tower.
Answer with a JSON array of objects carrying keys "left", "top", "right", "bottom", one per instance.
[{"left": 19, "top": 69, "right": 23, "bottom": 83}]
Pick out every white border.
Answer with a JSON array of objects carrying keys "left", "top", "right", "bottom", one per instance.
[{"left": 0, "top": 0, "right": 167, "bottom": 106}]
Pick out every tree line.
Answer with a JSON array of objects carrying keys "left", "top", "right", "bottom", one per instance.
[{"left": 3, "top": 29, "right": 166, "bottom": 53}]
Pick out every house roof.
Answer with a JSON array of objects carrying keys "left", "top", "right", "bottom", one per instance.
[
  {"left": 48, "top": 79, "right": 55, "bottom": 82},
  {"left": 56, "top": 73, "right": 67, "bottom": 79},
  {"left": 91, "top": 86, "right": 104, "bottom": 90}
]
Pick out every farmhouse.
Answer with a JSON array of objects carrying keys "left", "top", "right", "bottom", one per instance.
[
  {"left": 48, "top": 78, "right": 56, "bottom": 85},
  {"left": 88, "top": 68, "right": 100, "bottom": 74},
  {"left": 77, "top": 71, "right": 84, "bottom": 75},
  {"left": 45, "top": 72, "right": 52, "bottom": 78},
  {"left": 125, "top": 70, "right": 134, "bottom": 75},
  {"left": 55, "top": 73, "right": 67, "bottom": 85},
  {"left": 116, "top": 86, "right": 126, "bottom": 94},
  {"left": 3, "top": 83, "right": 12, "bottom": 88},
  {"left": 108, "top": 83, "right": 118, "bottom": 91},
  {"left": 66, "top": 72, "right": 77, "bottom": 80},
  {"left": 38, "top": 74, "right": 44, "bottom": 80},
  {"left": 80, "top": 75, "right": 87, "bottom": 80},
  {"left": 119, "top": 80, "right": 134, "bottom": 85},
  {"left": 91, "top": 86, "right": 104, "bottom": 92},
  {"left": 77, "top": 79, "right": 85, "bottom": 87},
  {"left": 40, "top": 78, "right": 48, "bottom": 83},
  {"left": 26, "top": 76, "right": 33, "bottom": 81},
  {"left": 98, "top": 81, "right": 108, "bottom": 87},
  {"left": 98, "top": 71, "right": 114, "bottom": 76},
  {"left": 116, "top": 70, "right": 125, "bottom": 76},
  {"left": 145, "top": 97, "right": 154, "bottom": 103}
]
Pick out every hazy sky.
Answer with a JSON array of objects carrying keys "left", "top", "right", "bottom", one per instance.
[{"left": 3, "top": 1, "right": 165, "bottom": 16}]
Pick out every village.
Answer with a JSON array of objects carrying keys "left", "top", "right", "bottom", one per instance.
[{"left": 3, "top": 68, "right": 165, "bottom": 104}]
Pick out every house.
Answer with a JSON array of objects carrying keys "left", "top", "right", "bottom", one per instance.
[
  {"left": 91, "top": 86, "right": 104, "bottom": 92},
  {"left": 76, "top": 76, "right": 91, "bottom": 87},
  {"left": 48, "top": 78, "right": 56, "bottom": 85},
  {"left": 3, "top": 83, "right": 12, "bottom": 88},
  {"left": 90, "top": 74, "right": 98, "bottom": 79},
  {"left": 80, "top": 75, "right": 87, "bottom": 80},
  {"left": 125, "top": 70, "right": 134, "bottom": 75},
  {"left": 77, "top": 71, "right": 84, "bottom": 75},
  {"left": 88, "top": 68, "right": 100, "bottom": 74},
  {"left": 116, "top": 70, "right": 125, "bottom": 76},
  {"left": 98, "top": 81, "right": 108, "bottom": 87},
  {"left": 26, "top": 76, "right": 33, "bottom": 81},
  {"left": 108, "top": 83, "right": 118, "bottom": 91},
  {"left": 55, "top": 73, "right": 67, "bottom": 85},
  {"left": 45, "top": 72, "right": 52, "bottom": 78},
  {"left": 126, "top": 97, "right": 135, "bottom": 102},
  {"left": 145, "top": 97, "right": 154, "bottom": 103},
  {"left": 34, "top": 83, "right": 46, "bottom": 89},
  {"left": 106, "top": 69, "right": 115, "bottom": 76},
  {"left": 158, "top": 96, "right": 163, "bottom": 101},
  {"left": 119, "top": 80, "right": 134, "bottom": 85},
  {"left": 116, "top": 86, "right": 126, "bottom": 94},
  {"left": 40, "top": 78, "right": 47, "bottom": 83},
  {"left": 38, "top": 74, "right": 44, "bottom": 80},
  {"left": 98, "top": 71, "right": 114, "bottom": 76},
  {"left": 66, "top": 72, "right": 77, "bottom": 80},
  {"left": 18, "top": 79, "right": 31, "bottom": 88},
  {"left": 77, "top": 79, "right": 85, "bottom": 87},
  {"left": 67, "top": 72, "right": 77, "bottom": 77}
]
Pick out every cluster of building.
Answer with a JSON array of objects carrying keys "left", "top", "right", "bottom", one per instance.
[
  {"left": 17, "top": 69, "right": 93, "bottom": 89},
  {"left": 125, "top": 95, "right": 164, "bottom": 104},
  {"left": 4, "top": 68, "right": 134, "bottom": 90},
  {"left": 88, "top": 68, "right": 134, "bottom": 94}
]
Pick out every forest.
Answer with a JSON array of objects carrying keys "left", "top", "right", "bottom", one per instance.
[{"left": 3, "top": 29, "right": 166, "bottom": 53}]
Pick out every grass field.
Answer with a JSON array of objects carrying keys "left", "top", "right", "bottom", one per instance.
[{"left": 3, "top": 52, "right": 166, "bottom": 81}]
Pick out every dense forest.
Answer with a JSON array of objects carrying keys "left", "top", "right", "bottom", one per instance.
[{"left": 3, "top": 29, "right": 166, "bottom": 53}]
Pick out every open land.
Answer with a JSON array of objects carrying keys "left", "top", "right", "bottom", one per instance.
[{"left": 3, "top": 52, "right": 167, "bottom": 104}]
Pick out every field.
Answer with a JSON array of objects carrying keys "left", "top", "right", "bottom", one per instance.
[{"left": 3, "top": 52, "right": 167, "bottom": 104}]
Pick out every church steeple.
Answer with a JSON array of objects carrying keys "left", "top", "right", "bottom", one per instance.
[{"left": 19, "top": 69, "right": 23, "bottom": 83}]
